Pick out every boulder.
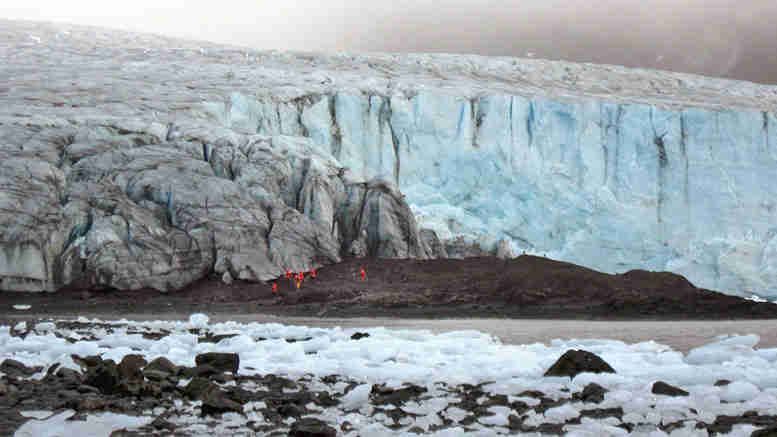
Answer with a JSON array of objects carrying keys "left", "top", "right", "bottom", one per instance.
[
  {"left": 117, "top": 354, "right": 146, "bottom": 382},
  {"left": 574, "top": 382, "right": 608, "bottom": 404},
  {"left": 55, "top": 367, "right": 83, "bottom": 383},
  {"left": 200, "top": 389, "right": 244, "bottom": 416},
  {"left": 184, "top": 377, "right": 218, "bottom": 400},
  {"left": 543, "top": 349, "right": 616, "bottom": 378},
  {"left": 84, "top": 359, "right": 121, "bottom": 395},
  {"left": 144, "top": 357, "right": 177, "bottom": 376},
  {"left": 195, "top": 352, "right": 239, "bottom": 374},
  {"left": 0, "top": 359, "right": 43, "bottom": 377},
  {"left": 370, "top": 383, "right": 427, "bottom": 406},
  {"left": 651, "top": 381, "right": 689, "bottom": 397},
  {"left": 288, "top": 418, "right": 337, "bottom": 437}
]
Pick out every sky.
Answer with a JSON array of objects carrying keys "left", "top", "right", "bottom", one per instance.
[{"left": 1, "top": 1, "right": 776, "bottom": 84}]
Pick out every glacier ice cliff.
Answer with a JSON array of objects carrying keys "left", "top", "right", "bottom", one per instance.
[
  {"left": 206, "top": 91, "right": 777, "bottom": 299},
  {"left": 1, "top": 19, "right": 777, "bottom": 298}
]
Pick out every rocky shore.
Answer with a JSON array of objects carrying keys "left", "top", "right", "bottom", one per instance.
[
  {"left": 2, "top": 256, "right": 775, "bottom": 323},
  {"left": 3, "top": 318, "right": 777, "bottom": 436}
]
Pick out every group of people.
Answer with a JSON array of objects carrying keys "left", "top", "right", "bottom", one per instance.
[{"left": 271, "top": 266, "right": 367, "bottom": 293}]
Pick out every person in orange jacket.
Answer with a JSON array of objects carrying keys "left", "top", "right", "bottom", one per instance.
[
  {"left": 272, "top": 282, "right": 278, "bottom": 294},
  {"left": 310, "top": 268, "right": 317, "bottom": 278},
  {"left": 285, "top": 269, "right": 293, "bottom": 280},
  {"left": 360, "top": 267, "right": 366, "bottom": 281}
]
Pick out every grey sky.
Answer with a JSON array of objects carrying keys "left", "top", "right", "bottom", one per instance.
[{"left": 2, "top": 0, "right": 775, "bottom": 84}]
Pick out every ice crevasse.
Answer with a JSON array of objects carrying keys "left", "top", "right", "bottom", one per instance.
[{"left": 205, "top": 88, "right": 777, "bottom": 299}]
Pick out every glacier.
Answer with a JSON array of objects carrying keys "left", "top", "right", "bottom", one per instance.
[
  {"left": 1, "top": 19, "right": 777, "bottom": 298},
  {"left": 203, "top": 84, "right": 777, "bottom": 299}
]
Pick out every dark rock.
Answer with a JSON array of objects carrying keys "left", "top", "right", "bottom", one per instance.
[
  {"left": 118, "top": 355, "right": 147, "bottom": 381},
  {"left": 314, "top": 391, "right": 339, "bottom": 408},
  {"left": 289, "top": 417, "right": 337, "bottom": 437},
  {"left": 195, "top": 352, "right": 239, "bottom": 374},
  {"left": 144, "top": 357, "right": 177, "bottom": 376},
  {"left": 0, "top": 381, "right": 7, "bottom": 395},
  {"left": 652, "top": 381, "right": 689, "bottom": 397},
  {"left": 481, "top": 394, "right": 509, "bottom": 407},
  {"left": 715, "top": 379, "right": 732, "bottom": 386},
  {"left": 67, "top": 412, "right": 88, "bottom": 422},
  {"left": 78, "top": 396, "right": 106, "bottom": 411},
  {"left": 109, "top": 429, "right": 142, "bottom": 436},
  {"left": 85, "top": 359, "right": 121, "bottom": 394},
  {"left": 533, "top": 397, "right": 570, "bottom": 415},
  {"left": 534, "top": 423, "right": 565, "bottom": 435},
  {"left": 143, "top": 370, "right": 170, "bottom": 382},
  {"left": 184, "top": 377, "right": 217, "bottom": 400},
  {"left": 277, "top": 403, "right": 304, "bottom": 417},
  {"left": 574, "top": 382, "right": 608, "bottom": 404},
  {"left": 200, "top": 389, "right": 243, "bottom": 416},
  {"left": 77, "top": 385, "right": 101, "bottom": 394},
  {"left": 350, "top": 332, "right": 370, "bottom": 340},
  {"left": 58, "top": 389, "right": 81, "bottom": 399},
  {"left": 150, "top": 416, "right": 176, "bottom": 431},
  {"left": 320, "top": 375, "right": 338, "bottom": 384},
  {"left": 0, "top": 359, "right": 43, "bottom": 377},
  {"left": 543, "top": 350, "right": 616, "bottom": 377},
  {"left": 46, "top": 363, "right": 61, "bottom": 377},
  {"left": 371, "top": 383, "right": 427, "bottom": 405},
  {"left": 507, "top": 414, "right": 524, "bottom": 430},
  {"left": 118, "top": 380, "right": 144, "bottom": 396},
  {"left": 211, "top": 372, "right": 232, "bottom": 384},
  {"left": 517, "top": 390, "right": 545, "bottom": 399},
  {"left": 181, "top": 364, "right": 220, "bottom": 379},
  {"left": 580, "top": 407, "right": 624, "bottom": 419},
  {"left": 752, "top": 425, "right": 777, "bottom": 437},
  {"left": 198, "top": 333, "right": 239, "bottom": 344},
  {"left": 74, "top": 355, "right": 103, "bottom": 369},
  {"left": 56, "top": 368, "right": 82, "bottom": 382}
]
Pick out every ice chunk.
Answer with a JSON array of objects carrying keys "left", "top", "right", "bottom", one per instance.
[
  {"left": 188, "top": 313, "right": 209, "bottom": 329},
  {"left": 14, "top": 410, "right": 151, "bottom": 436},
  {"left": 685, "top": 335, "right": 759, "bottom": 365},
  {"left": 720, "top": 381, "right": 760, "bottom": 403},
  {"left": 341, "top": 384, "right": 371, "bottom": 410}
]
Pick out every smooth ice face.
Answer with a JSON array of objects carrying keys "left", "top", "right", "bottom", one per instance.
[{"left": 211, "top": 88, "right": 777, "bottom": 299}]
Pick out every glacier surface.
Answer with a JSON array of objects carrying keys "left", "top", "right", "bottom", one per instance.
[{"left": 2, "top": 19, "right": 777, "bottom": 297}]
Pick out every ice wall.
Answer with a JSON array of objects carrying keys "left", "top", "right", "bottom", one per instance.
[{"left": 205, "top": 90, "right": 777, "bottom": 299}]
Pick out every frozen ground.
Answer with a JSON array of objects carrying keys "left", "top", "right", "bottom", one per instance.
[{"left": 3, "top": 314, "right": 777, "bottom": 436}]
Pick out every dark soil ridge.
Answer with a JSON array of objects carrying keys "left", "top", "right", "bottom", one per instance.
[{"left": 1, "top": 255, "right": 775, "bottom": 320}]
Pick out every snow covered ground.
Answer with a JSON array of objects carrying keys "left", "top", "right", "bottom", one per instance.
[{"left": 3, "top": 314, "right": 777, "bottom": 436}]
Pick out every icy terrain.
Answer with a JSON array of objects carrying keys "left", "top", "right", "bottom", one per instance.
[
  {"left": 1, "top": 19, "right": 777, "bottom": 297},
  {"left": 4, "top": 314, "right": 777, "bottom": 436}
]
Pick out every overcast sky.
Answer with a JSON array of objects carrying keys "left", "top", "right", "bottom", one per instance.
[{"left": 2, "top": 1, "right": 775, "bottom": 84}]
